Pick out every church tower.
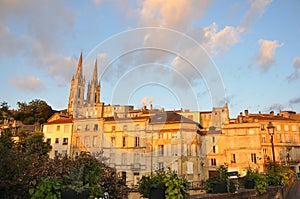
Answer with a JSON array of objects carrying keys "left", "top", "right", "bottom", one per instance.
[
  {"left": 86, "top": 59, "right": 101, "bottom": 106},
  {"left": 68, "top": 52, "right": 85, "bottom": 116}
]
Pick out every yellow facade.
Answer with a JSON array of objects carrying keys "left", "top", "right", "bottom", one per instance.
[{"left": 43, "top": 113, "right": 73, "bottom": 158}]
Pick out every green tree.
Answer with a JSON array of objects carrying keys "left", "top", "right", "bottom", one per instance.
[
  {"left": 14, "top": 99, "right": 55, "bottom": 125},
  {"left": 0, "top": 101, "right": 10, "bottom": 123}
]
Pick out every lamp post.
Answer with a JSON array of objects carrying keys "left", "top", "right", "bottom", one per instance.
[{"left": 267, "top": 122, "right": 275, "bottom": 163}]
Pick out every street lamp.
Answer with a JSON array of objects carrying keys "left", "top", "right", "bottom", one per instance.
[{"left": 267, "top": 122, "right": 275, "bottom": 163}]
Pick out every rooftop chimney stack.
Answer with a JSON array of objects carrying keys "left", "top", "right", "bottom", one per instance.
[{"left": 245, "top": 109, "right": 249, "bottom": 117}]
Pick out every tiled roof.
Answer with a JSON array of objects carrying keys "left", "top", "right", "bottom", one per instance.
[
  {"left": 149, "top": 111, "right": 203, "bottom": 128},
  {"left": 248, "top": 114, "right": 297, "bottom": 121},
  {"left": 45, "top": 118, "right": 73, "bottom": 124}
]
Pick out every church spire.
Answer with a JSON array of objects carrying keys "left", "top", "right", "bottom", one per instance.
[
  {"left": 76, "top": 52, "right": 83, "bottom": 78},
  {"left": 92, "top": 59, "right": 98, "bottom": 84}
]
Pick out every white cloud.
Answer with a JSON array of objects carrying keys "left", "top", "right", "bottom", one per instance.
[
  {"left": 0, "top": 0, "right": 75, "bottom": 86},
  {"left": 199, "top": 23, "right": 242, "bottom": 55},
  {"left": 139, "top": 0, "right": 212, "bottom": 31},
  {"left": 10, "top": 75, "right": 45, "bottom": 92},
  {"left": 255, "top": 39, "right": 284, "bottom": 70},
  {"left": 240, "top": 0, "right": 273, "bottom": 32}
]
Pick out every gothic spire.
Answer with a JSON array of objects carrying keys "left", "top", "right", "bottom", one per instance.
[
  {"left": 76, "top": 52, "right": 83, "bottom": 78},
  {"left": 92, "top": 59, "right": 98, "bottom": 85}
]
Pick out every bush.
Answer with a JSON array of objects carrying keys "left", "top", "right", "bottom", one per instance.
[
  {"left": 245, "top": 167, "right": 267, "bottom": 194},
  {"left": 266, "top": 162, "right": 294, "bottom": 186},
  {"left": 138, "top": 169, "right": 190, "bottom": 199},
  {"left": 204, "top": 165, "right": 237, "bottom": 194},
  {"left": 29, "top": 178, "right": 61, "bottom": 199}
]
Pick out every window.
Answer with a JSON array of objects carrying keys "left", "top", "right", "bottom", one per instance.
[
  {"left": 64, "top": 125, "right": 70, "bottom": 133},
  {"left": 158, "top": 162, "right": 164, "bottom": 170},
  {"left": 77, "top": 125, "right": 82, "bottom": 131},
  {"left": 63, "top": 138, "right": 68, "bottom": 145},
  {"left": 261, "top": 124, "right": 265, "bottom": 130},
  {"left": 135, "top": 136, "right": 140, "bottom": 147},
  {"left": 292, "top": 125, "right": 297, "bottom": 131},
  {"left": 111, "top": 126, "right": 116, "bottom": 131},
  {"left": 54, "top": 150, "right": 58, "bottom": 157},
  {"left": 158, "top": 145, "right": 164, "bottom": 156},
  {"left": 212, "top": 145, "right": 218, "bottom": 153},
  {"left": 93, "top": 136, "right": 97, "bottom": 147},
  {"left": 231, "top": 154, "right": 236, "bottom": 163},
  {"left": 284, "top": 125, "right": 289, "bottom": 131},
  {"left": 84, "top": 136, "right": 89, "bottom": 147},
  {"left": 55, "top": 138, "right": 59, "bottom": 144},
  {"left": 286, "top": 134, "right": 290, "bottom": 143},
  {"left": 276, "top": 125, "right": 281, "bottom": 131},
  {"left": 187, "top": 162, "right": 193, "bottom": 174},
  {"left": 85, "top": 124, "right": 90, "bottom": 131},
  {"left": 46, "top": 138, "right": 51, "bottom": 144},
  {"left": 188, "top": 115, "right": 193, "bottom": 120},
  {"left": 251, "top": 153, "right": 257, "bottom": 163},
  {"left": 111, "top": 137, "right": 116, "bottom": 146},
  {"left": 94, "top": 124, "right": 98, "bottom": 131},
  {"left": 211, "top": 158, "right": 216, "bottom": 166},
  {"left": 56, "top": 125, "right": 60, "bottom": 131},
  {"left": 122, "top": 136, "right": 127, "bottom": 147},
  {"left": 263, "top": 148, "right": 267, "bottom": 155},
  {"left": 123, "top": 125, "right": 127, "bottom": 131},
  {"left": 262, "top": 135, "right": 266, "bottom": 143},
  {"left": 212, "top": 136, "right": 215, "bottom": 143},
  {"left": 294, "top": 134, "right": 299, "bottom": 143},
  {"left": 158, "top": 133, "right": 164, "bottom": 139}
]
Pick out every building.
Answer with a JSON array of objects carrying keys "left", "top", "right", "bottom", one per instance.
[
  {"left": 200, "top": 109, "right": 300, "bottom": 180},
  {"left": 43, "top": 112, "right": 73, "bottom": 158},
  {"left": 57, "top": 53, "right": 203, "bottom": 186}
]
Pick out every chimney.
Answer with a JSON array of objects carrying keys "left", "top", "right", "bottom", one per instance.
[
  {"left": 245, "top": 109, "right": 249, "bottom": 117},
  {"left": 270, "top": 111, "right": 274, "bottom": 116},
  {"left": 239, "top": 112, "right": 243, "bottom": 116},
  {"left": 143, "top": 105, "right": 147, "bottom": 111},
  {"left": 150, "top": 104, "right": 153, "bottom": 110}
]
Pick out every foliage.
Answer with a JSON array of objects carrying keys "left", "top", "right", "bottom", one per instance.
[
  {"left": 245, "top": 167, "right": 268, "bottom": 194},
  {"left": 24, "top": 132, "right": 52, "bottom": 156},
  {"left": 266, "top": 162, "right": 293, "bottom": 186},
  {"left": 29, "top": 178, "right": 61, "bottom": 199},
  {"left": 14, "top": 99, "right": 55, "bottom": 125},
  {"left": 203, "top": 165, "right": 237, "bottom": 194},
  {"left": 138, "top": 169, "right": 190, "bottom": 199},
  {"left": 0, "top": 130, "right": 130, "bottom": 199}
]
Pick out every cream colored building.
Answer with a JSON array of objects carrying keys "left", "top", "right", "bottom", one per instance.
[
  {"left": 200, "top": 110, "right": 300, "bottom": 180},
  {"left": 43, "top": 112, "right": 73, "bottom": 158}
]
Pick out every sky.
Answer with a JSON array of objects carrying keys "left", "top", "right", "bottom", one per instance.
[{"left": 0, "top": 0, "right": 300, "bottom": 118}]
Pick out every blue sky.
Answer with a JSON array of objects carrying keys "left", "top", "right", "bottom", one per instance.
[{"left": 0, "top": 0, "right": 299, "bottom": 117}]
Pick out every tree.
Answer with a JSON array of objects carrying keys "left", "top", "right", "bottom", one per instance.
[
  {"left": 0, "top": 101, "right": 10, "bottom": 123},
  {"left": 14, "top": 99, "right": 55, "bottom": 125}
]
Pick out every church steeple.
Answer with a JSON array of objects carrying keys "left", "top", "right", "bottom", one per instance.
[
  {"left": 68, "top": 52, "right": 85, "bottom": 116},
  {"left": 75, "top": 52, "right": 83, "bottom": 78},
  {"left": 86, "top": 59, "right": 100, "bottom": 105}
]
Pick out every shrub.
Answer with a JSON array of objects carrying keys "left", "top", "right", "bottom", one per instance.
[{"left": 138, "top": 169, "right": 190, "bottom": 199}]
